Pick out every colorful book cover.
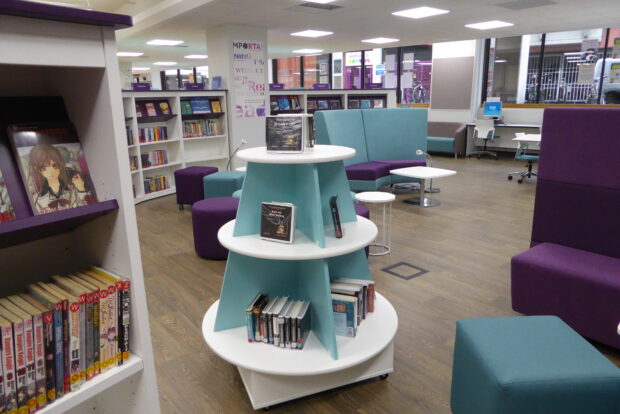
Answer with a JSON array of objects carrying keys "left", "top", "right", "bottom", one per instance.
[
  {"left": 373, "top": 99, "right": 384, "bottom": 108},
  {"left": 289, "top": 96, "right": 301, "bottom": 110},
  {"left": 0, "top": 170, "right": 16, "bottom": 224},
  {"left": 331, "top": 294, "right": 357, "bottom": 337},
  {"left": 348, "top": 99, "right": 360, "bottom": 109},
  {"left": 7, "top": 123, "right": 98, "bottom": 216},
  {"left": 306, "top": 100, "right": 317, "bottom": 110},
  {"left": 212, "top": 76, "right": 222, "bottom": 90},
  {"left": 329, "top": 99, "right": 341, "bottom": 109},
  {"left": 210, "top": 100, "right": 222, "bottom": 113},
  {"left": 360, "top": 100, "right": 371, "bottom": 109},
  {"left": 158, "top": 101, "right": 171, "bottom": 115},
  {"left": 181, "top": 100, "right": 193, "bottom": 115},
  {"left": 317, "top": 100, "right": 329, "bottom": 109},
  {"left": 277, "top": 97, "right": 290, "bottom": 111},
  {"left": 190, "top": 98, "right": 211, "bottom": 114},
  {"left": 0, "top": 316, "right": 17, "bottom": 414},
  {"left": 270, "top": 99, "right": 279, "bottom": 112},
  {"left": 134, "top": 104, "right": 143, "bottom": 118},
  {"left": 144, "top": 102, "right": 157, "bottom": 117}
]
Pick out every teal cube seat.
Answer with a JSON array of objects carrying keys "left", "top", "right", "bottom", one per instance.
[
  {"left": 451, "top": 316, "right": 620, "bottom": 414},
  {"left": 203, "top": 171, "right": 245, "bottom": 199}
]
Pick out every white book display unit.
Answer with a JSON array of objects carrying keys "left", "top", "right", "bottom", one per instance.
[{"left": 202, "top": 145, "right": 398, "bottom": 409}]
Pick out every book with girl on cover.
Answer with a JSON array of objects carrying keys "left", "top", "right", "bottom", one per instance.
[
  {"left": 0, "top": 169, "right": 16, "bottom": 223},
  {"left": 7, "top": 123, "right": 98, "bottom": 215}
]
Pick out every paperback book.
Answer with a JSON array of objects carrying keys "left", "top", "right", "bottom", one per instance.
[
  {"left": 265, "top": 116, "right": 304, "bottom": 153},
  {"left": 210, "top": 100, "right": 222, "bottom": 113},
  {"left": 7, "top": 123, "right": 98, "bottom": 215},
  {"left": 0, "top": 169, "right": 16, "bottom": 224},
  {"left": 190, "top": 98, "right": 211, "bottom": 114},
  {"left": 260, "top": 202, "right": 296, "bottom": 244},
  {"left": 181, "top": 100, "right": 193, "bottom": 115},
  {"left": 277, "top": 96, "right": 290, "bottom": 111},
  {"left": 246, "top": 294, "right": 310, "bottom": 349},
  {"left": 348, "top": 100, "right": 360, "bottom": 109}
]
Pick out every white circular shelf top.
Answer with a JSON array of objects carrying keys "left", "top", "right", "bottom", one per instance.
[
  {"left": 202, "top": 293, "right": 398, "bottom": 376},
  {"left": 237, "top": 145, "right": 355, "bottom": 164},
  {"left": 218, "top": 216, "right": 377, "bottom": 260},
  {"left": 355, "top": 191, "right": 396, "bottom": 204},
  {"left": 390, "top": 166, "right": 457, "bottom": 180}
]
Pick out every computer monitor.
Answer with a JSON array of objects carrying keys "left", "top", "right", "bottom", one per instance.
[{"left": 483, "top": 101, "right": 503, "bottom": 119}]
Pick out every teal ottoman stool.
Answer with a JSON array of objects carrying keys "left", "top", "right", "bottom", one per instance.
[
  {"left": 451, "top": 316, "right": 620, "bottom": 414},
  {"left": 203, "top": 171, "right": 245, "bottom": 199}
]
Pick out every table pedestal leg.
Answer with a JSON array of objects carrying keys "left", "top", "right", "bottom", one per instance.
[{"left": 404, "top": 179, "right": 440, "bottom": 207}]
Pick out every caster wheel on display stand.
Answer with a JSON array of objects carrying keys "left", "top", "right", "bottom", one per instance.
[
  {"left": 518, "top": 179, "right": 523, "bottom": 184},
  {"left": 380, "top": 374, "right": 389, "bottom": 380},
  {"left": 508, "top": 175, "right": 513, "bottom": 180}
]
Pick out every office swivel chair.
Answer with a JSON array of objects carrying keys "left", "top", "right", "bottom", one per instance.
[
  {"left": 508, "top": 133, "right": 539, "bottom": 183},
  {"left": 468, "top": 119, "right": 498, "bottom": 160}
]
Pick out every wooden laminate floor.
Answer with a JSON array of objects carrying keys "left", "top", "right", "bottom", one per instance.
[{"left": 136, "top": 155, "right": 620, "bottom": 414}]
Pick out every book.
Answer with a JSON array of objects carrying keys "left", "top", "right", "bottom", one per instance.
[
  {"left": 269, "top": 297, "right": 289, "bottom": 347},
  {"left": 332, "top": 293, "right": 357, "bottom": 337},
  {"left": 290, "top": 96, "right": 301, "bottom": 110},
  {"left": 144, "top": 102, "right": 157, "bottom": 117},
  {"left": 210, "top": 100, "right": 222, "bottom": 113},
  {"left": 277, "top": 96, "right": 290, "bottom": 111},
  {"left": 212, "top": 76, "right": 222, "bottom": 90},
  {"left": 329, "top": 99, "right": 341, "bottom": 109},
  {"left": 317, "top": 100, "right": 329, "bottom": 110},
  {"left": 373, "top": 99, "right": 384, "bottom": 108},
  {"left": 7, "top": 123, "right": 98, "bottom": 215},
  {"left": 360, "top": 99, "right": 371, "bottom": 109},
  {"left": 0, "top": 306, "right": 28, "bottom": 414},
  {"left": 158, "top": 101, "right": 171, "bottom": 115},
  {"left": 277, "top": 300, "right": 293, "bottom": 348},
  {"left": 252, "top": 295, "right": 269, "bottom": 341},
  {"left": 348, "top": 99, "right": 360, "bottom": 109},
  {"left": 270, "top": 99, "right": 279, "bottom": 113},
  {"left": 265, "top": 116, "right": 304, "bottom": 153},
  {"left": 330, "top": 196, "right": 343, "bottom": 239},
  {"left": 333, "top": 278, "right": 375, "bottom": 313},
  {"left": 0, "top": 315, "right": 16, "bottom": 414},
  {"left": 0, "top": 169, "right": 16, "bottom": 224},
  {"left": 245, "top": 293, "right": 264, "bottom": 343},
  {"left": 67, "top": 275, "right": 101, "bottom": 375},
  {"left": 135, "top": 103, "right": 143, "bottom": 118},
  {"left": 295, "top": 301, "right": 311, "bottom": 349},
  {"left": 190, "top": 98, "right": 211, "bottom": 114},
  {"left": 331, "top": 282, "right": 364, "bottom": 325},
  {"left": 306, "top": 100, "right": 317, "bottom": 111},
  {"left": 181, "top": 100, "right": 193, "bottom": 115},
  {"left": 260, "top": 202, "right": 296, "bottom": 244},
  {"left": 260, "top": 297, "right": 278, "bottom": 344},
  {"left": 288, "top": 301, "right": 303, "bottom": 349}
]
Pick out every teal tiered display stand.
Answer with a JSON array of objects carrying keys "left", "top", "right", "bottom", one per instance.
[{"left": 202, "top": 145, "right": 398, "bottom": 410}]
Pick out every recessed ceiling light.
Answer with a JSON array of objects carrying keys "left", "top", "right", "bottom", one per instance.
[
  {"left": 291, "top": 30, "right": 333, "bottom": 38},
  {"left": 117, "top": 52, "right": 144, "bottom": 57},
  {"left": 494, "top": 59, "right": 507, "bottom": 63},
  {"left": 362, "top": 37, "right": 399, "bottom": 44},
  {"left": 132, "top": 67, "right": 150, "bottom": 71},
  {"left": 196, "top": 66, "right": 209, "bottom": 71},
  {"left": 392, "top": 6, "right": 449, "bottom": 19},
  {"left": 185, "top": 54, "right": 208, "bottom": 59},
  {"left": 465, "top": 20, "right": 514, "bottom": 30},
  {"left": 153, "top": 61, "right": 177, "bottom": 66},
  {"left": 293, "top": 49, "right": 324, "bottom": 54},
  {"left": 147, "top": 39, "right": 184, "bottom": 46},
  {"left": 303, "top": 0, "right": 337, "bottom": 3}
]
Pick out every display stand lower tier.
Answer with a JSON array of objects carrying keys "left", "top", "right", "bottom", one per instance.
[{"left": 202, "top": 293, "right": 398, "bottom": 410}]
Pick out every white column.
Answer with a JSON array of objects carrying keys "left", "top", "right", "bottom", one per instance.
[
  {"left": 207, "top": 25, "right": 268, "bottom": 169},
  {"left": 118, "top": 61, "right": 132, "bottom": 90},
  {"left": 516, "top": 35, "right": 531, "bottom": 104}
]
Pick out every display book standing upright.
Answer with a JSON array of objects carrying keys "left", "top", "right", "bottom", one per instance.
[
  {"left": 202, "top": 145, "right": 398, "bottom": 410},
  {"left": 0, "top": 3, "right": 160, "bottom": 414}
]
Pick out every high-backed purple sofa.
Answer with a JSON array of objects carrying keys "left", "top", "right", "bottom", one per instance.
[{"left": 511, "top": 107, "right": 620, "bottom": 350}]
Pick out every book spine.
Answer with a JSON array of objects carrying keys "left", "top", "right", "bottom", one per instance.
[
  {"left": 77, "top": 294, "right": 86, "bottom": 385},
  {"left": 253, "top": 310, "right": 261, "bottom": 342},
  {"left": 290, "top": 318, "right": 297, "bottom": 350},
  {"left": 61, "top": 300, "right": 69, "bottom": 395},
  {"left": 260, "top": 313, "right": 268, "bottom": 344},
  {"left": 368, "top": 284, "right": 375, "bottom": 313},
  {"left": 246, "top": 311, "right": 254, "bottom": 343},
  {"left": 0, "top": 339, "right": 4, "bottom": 414},
  {"left": 2, "top": 325, "right": 17, "bottom": 414},
  {"left": 272, "top": 315, "right": 279, "bottom": 347},
  {"left": 296, "top": 319, "right": 302, "bottom": 349},
  {"left": 31, "top": 314, "right": 46, "bottom": 410},
  {"left": 84, "top": 293, "right": 94, "bottom": 380},
  {"left": 278, "top": 316, "right": 285, "bottom": 348},
  {"left": 91, "top": 292, "right": 100, "bottom": 376},
  {"left": 52, "top": 303, "right": 64, "bottom": 399},
  {"left": 118, "top": 281, "right": 130, "bottom": 365},
  {"left": 267, "top": 314, "right": 274, "bottom": 344},
  {"left": 106, "top": 285, "right": 118, "bottom": 369},
  {"left": 41, "top": 311, "right": 55, "bottom": 403},
  {"left": 68, "top": 299, "right": 82, "bottom": 391},
  {"left": 22, "top": 317, "right": 36, "bottom": 414},
  {"left": 98, "top": 289, "right": 109, "bottom": 374},
  {"left": 13, "top": 320, "right": 27, "bottom": 414}
]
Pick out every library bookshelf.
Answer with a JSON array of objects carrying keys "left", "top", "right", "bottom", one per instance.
[
  {"left": 268, "top": 89, "right": 398, "bottom": 116},
  {"left": 0, "top": 3, "right": 159, "bottom": 414},
  {"left": 202, "top": 145, "right": 397, "bottom": 409},
  {"left": 122, "top": 90, "right": 230, "bottom": 204}
]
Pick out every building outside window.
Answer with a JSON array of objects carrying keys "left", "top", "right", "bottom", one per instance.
[
  {"left": 303, "top": 53, "right": 330, "bottom": 88},
  {"left": 275, "top": 57, "right": 301, "bottom": 89},
  {"left": 599, "top": 28, "right": 620, "bottom": 104},
  {"left": 400, "top": 45, "right": 432, "bottom": 104}
]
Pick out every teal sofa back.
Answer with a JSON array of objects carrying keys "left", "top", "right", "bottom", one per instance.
[
  {"left": 314, "top": 110, "right": 369, "bottom": 166},
  {"left": 361, "top": 108, "right": 427, "bottom": 160}
]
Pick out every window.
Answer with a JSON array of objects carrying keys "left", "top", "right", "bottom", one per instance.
[
  {"left": 196, "top": 66, "right": 209, "bottom": 86},
  {"left": 400, "top": 45, "right": 432, "bottom": 104},
  {"left": 599, "top": 28, "right": 620, "bottom": 104},
  {"left": 303, "top": 53, "right": 330, "bottom": 88},
  {"left": 344, "top": 51, "right": 363, "bottom": 89},
  {"left": 164, "top": 69, "right": 179, "bottom": 90},
  {"left": 275, "top": 57, "right": 301, "bottom": 89},
  {"left": 362, "top": 48, "right": 398, "bottom": 89}
]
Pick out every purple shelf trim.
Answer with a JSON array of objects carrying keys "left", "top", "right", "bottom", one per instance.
[
  {"left": 184, "top": 83, "right": 205, "bottom": 91},
  {"left": 181, "top": 113, "right": 225, "bottom": 120},
  {"left": 270, "top": 109, "right": 305, "bottom": 115},
  {"left": 0, "top": 0, "right": 132, "bottom": 29},
  {"left": 0, "top": 199, "right": 119, "bottom": 249},
  {"left": 312, "top": 83, "right": 330, "bottom": 90},
  {"left": 131, "top": 83, "right": 151, "bottom": 91},
  {"left": 269, "top": 83, "right": 285, "bottom": 90},
  {"left": 122, "top": 89, "right": 229, "bottom": 93},
  {"left": 268, "top": 88, "right": 397, "bottom": 92},
  {"left": 136, "top": 114, "right": 177, "bottom": 124}
]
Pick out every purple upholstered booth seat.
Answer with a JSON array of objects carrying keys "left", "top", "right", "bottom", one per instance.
[
  {"left": 345, "top": 162, "right": 391, "bottom": 181},
  {"left": 354, "top": 203, "right": 370, "bottom": 257},
  {"left": 174, "top": 166, "right": 218, "bottom": 209},
  {"left": 376, "top": 158, "right": 426, "bottom": 170},
  {"left": 192, "top": 197, "right": 239, "bottom": 260},
  {"left": 511, "top": 107, "right": 620, "bottom": 350}
]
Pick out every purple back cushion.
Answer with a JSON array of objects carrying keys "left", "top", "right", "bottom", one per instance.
[{"left": 532, "top": 108, "right": 620, "bottom": 258}]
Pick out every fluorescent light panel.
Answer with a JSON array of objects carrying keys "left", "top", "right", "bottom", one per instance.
[
  {"left": 147, "top": 39, "right": 184, "bottom": 46},
  {"left": 303, "top": 0, "right": 337, "bottom": 3},
  {"left": 291, "top": 30, "right": 333, "bottom": 38},
  {"left": 153, "top": 61, "right": 177, "bottom": 66},
  {"left": 117, "top": 52, "right": 144, "bottom": 57},
  {"left": 465, "top": 20, "right": 513, "bottom": 30},
  {"left": 293, "top": 48, "right": 324, "bottom": 54},
  {"left": 185, "top": 54, "right": 208, "bottom": 59},
  {"left": 392, "top": 6, "right": 449, "bottom": 19},
  {"left": 362, "top": 37, "right": 399, "bottom": 44},
  {"left": 132, "top": 67, "right": 150, "bottom": 71}
]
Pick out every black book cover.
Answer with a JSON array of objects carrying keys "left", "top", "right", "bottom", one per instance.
[
  {"left": 330, "top": 196, "right": 343, "bottom": 238},
  {"left": 260, "top": 202, "right": 295, "bottom": 243},
  {"left": 265, "top": 116, "right": 303, "bottom": 152}
]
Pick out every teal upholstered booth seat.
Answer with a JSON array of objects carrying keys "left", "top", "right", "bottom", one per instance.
[
  {"left": 427, "top": 121, "right": 467, "bottom": 157},
  {"left": 314, "top": 108, "right": 428, "bottom": 191},
  {"left": 203, "top": 171, "right": 245, "bottom": 199},
  {"left": 451, "top": 316, "right": 620, "bottom": 414}
]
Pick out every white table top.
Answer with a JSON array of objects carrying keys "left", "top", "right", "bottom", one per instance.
[
  {"left": 235, "top": 166, "right": 247, "bottom": 172},
  {"left": 512, "top": 134, "right": 541, "bottom": 143},
  {"left": 390, "top": 166, "right": 457, "bottom": 179},
  {"left": 355, "top": 191, "right": 396, "bottom": 204},
  {"left": 237, "top": 145, "right": 355, "bottom": 164}
]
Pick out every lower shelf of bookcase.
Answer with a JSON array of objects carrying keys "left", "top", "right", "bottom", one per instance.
[
  {"left": 134, "top": 187, "right": 176, "bottom": 204},
  {"left": 39, "top": 355, "right": 144, "bottom": 414},
  {"left": 203, "top": 294, "right": 396, "bottom": 410}
]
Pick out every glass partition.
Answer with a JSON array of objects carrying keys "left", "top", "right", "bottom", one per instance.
[
  {"left": 303, "top": 53, "right": 330, "bottom": 88},
  {"left": 400, "top": 45, "right": 432, "bottom": 104},
  {"left": 275, "top": 57, "right": 302, "bottom": 89}
]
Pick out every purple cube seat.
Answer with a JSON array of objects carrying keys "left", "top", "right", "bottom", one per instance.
[
  {"left": 345, "top": 162, "right": 391, "bottom": 181},
  {"left": 175, "top": 166, "right": 218, "bottom": 208},
  {"left": 376, "top": 158, "right": 426, "bottom": 170},
  {"left": 512, "top": 243, "right": 620, "bottom": 349},
  {"left": 192, "top": 197, "right": 239, "bottom": 260}
]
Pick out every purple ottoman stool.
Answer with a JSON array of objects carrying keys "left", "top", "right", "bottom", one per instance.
[
  {"left": 192, "top": 197, "right": 239, "bottom": 260},
  {"left": 175, "top": 166, "right": 218, "bottom": 210},
  {"left": 355, "top": 203, "right": 370, "bottom": 257}
]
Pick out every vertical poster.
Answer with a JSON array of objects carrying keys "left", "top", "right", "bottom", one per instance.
[
  {"left": 613, "top": 38, "right": 620, "bottom": 58},
  {"left": 232, "top": 40, "right": 266, "bottom": 118}
]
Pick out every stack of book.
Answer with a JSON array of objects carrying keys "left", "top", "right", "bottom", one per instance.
[
  {"left": 141, "top": 150, "right": 168, "bottom": 168},
  {"left": 138, "top": 126, "right": 168, "bottom": 143},
  {"left": 245, "top": 295, "right": 311, "bottom": 350},
  {"left": 126, "top": 126, "right": 134, "bottom": 146},
  {"left": 0, "top": 268, "right": 130, "bottom": 413},
  {"left": 182, "top": 119, "right": 221, "bottom": 138},
  {"left": 330, "top": 278, "right": 375, "bottom": 337},
  {"left": 143, "top": 175, "right": 168, "bottom": 194},
  {"left": 129, "top": 155, "right": 139, "bottom": 172}
]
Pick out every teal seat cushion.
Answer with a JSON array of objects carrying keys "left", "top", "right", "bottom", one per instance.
[
  {"left": 203, "top": 171, "right": 245, "bottom": 199},
  {"left": 516, "top": 154, "right": 539, "bottom": 162},
  {"left": 427, "top": 136, "right": 454, "bottom": 153},
  {"left": 314, "top": 110, "right": 368, "bottom": 166},
  {"left": 451, "top": 316, "right": 620, "bottom": 414},
  {"left": 361, "top": 108, "right": 427, "bottom": 161},
  {"left": 232, "top": 189, "right": 243, "bottom": 198}
]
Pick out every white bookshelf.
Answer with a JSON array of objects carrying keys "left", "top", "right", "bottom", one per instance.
[
  {"left": 0, "top": 4, "right": 160, "bottom": 414},
  {"left": 122, "top": 90, "right": 230, "bottom": 204},
  {"left": 268, "top": 89, "right": 398, "bottom": 116}
]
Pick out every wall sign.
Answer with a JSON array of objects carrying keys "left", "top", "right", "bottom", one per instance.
[{"left": 233, "top": 40, "right": 266, "bottom": 118}]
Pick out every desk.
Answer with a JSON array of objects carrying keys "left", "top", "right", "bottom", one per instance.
[
  {"left": 466, "top": 123, "right": 541, "bottom": 154},
  {"left": 513, "top": 134, "right": 541, "bottom": 143}
]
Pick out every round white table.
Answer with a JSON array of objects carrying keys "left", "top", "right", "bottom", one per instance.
[{"left": 354, "top": 191, "right": 395, "bottom": 255}]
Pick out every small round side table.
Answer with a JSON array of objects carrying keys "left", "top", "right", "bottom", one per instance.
[{"left": 354, "top": 191, "right": 395, "bottom": 256}]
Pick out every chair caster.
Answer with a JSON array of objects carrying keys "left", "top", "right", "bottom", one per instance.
[
  {"left": 262, "top": 406, "right": 271, "bottom": 411},
  {"left": 477, "top": 155, "right": 481, "bottom": 159},
  {"left": 379, "top": 374, "right": 389, "bottom": 380},
  {"left": 178, "top": 204, "right": 184, "bottom": 211},
  {"left": 517, "top": 179, "right": 523, "bottom": 184},
  {"left": 507, "top": 175, "right": 513, "bottom": 181}
]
